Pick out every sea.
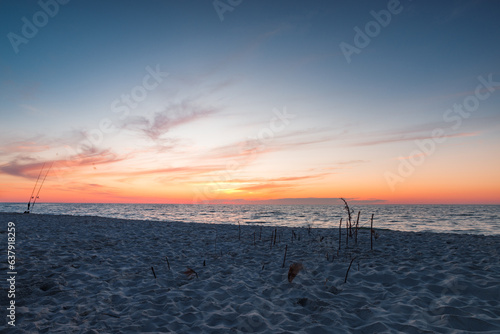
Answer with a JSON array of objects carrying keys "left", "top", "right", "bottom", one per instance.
[{"left": 1, "top": 203, "right": 499, "bottom": 236}]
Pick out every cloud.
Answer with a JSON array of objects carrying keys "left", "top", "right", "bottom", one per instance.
[
  {"left": 119, "top": 100, "right": 219, "bottom": 144},
  {"left": 396, "top": 152, "right": 427, "bottom": 161},
  {"left": 339, "top": 115, "right": 499, "bottom": 148},
  {"left": 0, "top": 136, "right": 51, "bottom": 155},
  {"left": 0, "top": 129, "right": 101, "bottom": 159},
  {"left": 203, "top": 127, "right": 336, "bottom": 163},
  {"left": 336, "top": 160, "right": 370, "bottom": 165},
  {"left": 0, "top": 146, "right": 124, "bottom": 179},
  {"left": 0, "top": 161, "right": 48, "bottom": 179},
  {"left": 19, "top": 104, "right": 41, "bottom": 114},
  {"left": 207, "top": 173, "right": 331, "bottom": 194},
  {"left": 197, "top": 197, "right": 387, "bottom": 205},
  {"left": 235, "top": 182, "right": 293, "bottom": 192},
  {"left": 67, "top": 147, "right": 125, "bottom": 167},
  {"left": 126, "top": 164, "right": 226, "bottom": 178},
  {"left": 351, "top": 131, "right": 480, "bottom": 147}
]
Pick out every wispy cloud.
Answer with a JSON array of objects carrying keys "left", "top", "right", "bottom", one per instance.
[
  {"left": 220, "top": 173, "right": 330, "bottom": 185},
  {"left": 198, "top": 197, "right": 387, "bottom": 205},
  {"left": 0, "top": 146, "right": 124, "bottom": 179},
  {"left": 205, "top": 173, "right": 331, "bottom": 194},
  {"left": 396, "top": 152, "right": 427, "bottom": 160},
  {"left": 19, "top": 104, "right": 41, "bottom": 114},
  {"left": 0, "top": 161, "right": 47, "bottom": 179},
  {"left": 203, "top": 127, "right": 336, "bottom": 162},
  {"left": 339, "top": 114, "right": 500, "bottom": 148},
  {"left": 336, "top": 160, "right": 369, "bottom": 165},
  {"left": 351, "top": 131, "right": 480, "bottom": 147},
  {"left": 0, "top": 137, "right": 50, "bottom": 155},
  {"left": 235, "top": 182, "right": 292, "bottom": 192},
  {"left": 119, "top": 100, "right": 219, "bottom": 145},
  {"left": 66, "top": 147, "right": 125, "bottom": 167},
  {"left": 125, "top": 164, "right": 226, "bottom": 178}
]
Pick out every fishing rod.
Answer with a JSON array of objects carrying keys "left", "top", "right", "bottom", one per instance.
[
  {"left": 30, "top": 162, "right": 53, "bottom": 213},
  {"left": 25, "top": 162, "right": 46, "bottom": 213}
]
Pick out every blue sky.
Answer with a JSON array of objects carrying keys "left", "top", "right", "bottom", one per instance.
[{"left": 1, "top": 0, "right": 499, "bottom": 204}]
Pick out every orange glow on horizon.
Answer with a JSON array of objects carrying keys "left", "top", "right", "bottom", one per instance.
[
  {"left": 2, "top": 174, "right": 499, "bottom": 205},
  {"left": 1, "top": 136, "right": 499, "bottom": 205}
]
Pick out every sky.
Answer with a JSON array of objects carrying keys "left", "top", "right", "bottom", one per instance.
[{"left": 0, "top": 0, "right": 499, "bottom": 205}]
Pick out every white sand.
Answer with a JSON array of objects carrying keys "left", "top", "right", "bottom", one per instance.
[{"left": 1, "top": 212, "right": 500, "bottom": 333}]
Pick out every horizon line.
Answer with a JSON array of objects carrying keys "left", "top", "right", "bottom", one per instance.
[{"left": 1, "top": 201, "right": 499, "bottom": 206}]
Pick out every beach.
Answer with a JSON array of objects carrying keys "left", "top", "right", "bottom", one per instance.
[{"left": 2, "top": 212, "right": 500, "bottom": 333}]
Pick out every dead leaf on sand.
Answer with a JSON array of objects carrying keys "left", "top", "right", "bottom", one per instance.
[
  {"left": 183, "top": 268, "right": 198, "bottom": 279},
  {"left": 288, "top": 263, "right": 303, "bottom": 283}
]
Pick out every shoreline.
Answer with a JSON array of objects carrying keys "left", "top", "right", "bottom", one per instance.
[
  {"left": 2, "top": 203, "right": 499, "bottom": 236},
  {"left": 2, "top": 212, "right": 500, "bottom": 333},
  {"left": 2, "top": 210, "right": 499, "bottom": 236}
]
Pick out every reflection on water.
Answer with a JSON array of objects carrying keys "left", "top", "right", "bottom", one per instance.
[{"left": 1, "top": 203, "right": 499, "bottom": 235}]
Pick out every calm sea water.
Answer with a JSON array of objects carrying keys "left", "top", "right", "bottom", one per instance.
[{"left": 1, "top": 203, "right": 499, "bottom": 236}]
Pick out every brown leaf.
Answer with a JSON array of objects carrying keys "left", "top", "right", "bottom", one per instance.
[
  {"left": 288, "top": 262, "right": 303, "bottom": 283},
  {"left": 183, "top": 268, "right": 198, "bottom": 279}
]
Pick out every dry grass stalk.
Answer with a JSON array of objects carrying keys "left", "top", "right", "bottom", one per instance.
[
  {"left": 344, "top": 257, "right": 357, "bottom": 283},
  {"left": 340, "top": 198, "right": 353, "bottom": 237},
  {"left": 370, "top": 214, "right": 374, "bottom": 250},
  {"left": 214, "top": 229, "right": 217, "bottom": 253},
  {"left": 355, "top": 211, "right": 360, "bottom": 245},
  {"left": 282, "top": 244, "right": 288, "bottom": 268},
  {"left": 338, "top": 218, "right": 342, "bottom": 250},
  {"left": 288, "top": 262, "right": 303, "bottom": 283},
  {"left": 151, "top": 266, "right": 157, "bottom": 279}
]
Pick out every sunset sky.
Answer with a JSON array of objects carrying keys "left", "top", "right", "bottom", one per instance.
[{"left": 1, "top": 0, "right": 499, "bottom": 204}]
